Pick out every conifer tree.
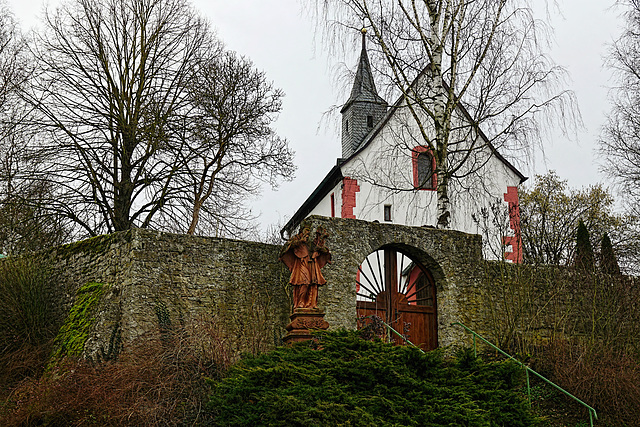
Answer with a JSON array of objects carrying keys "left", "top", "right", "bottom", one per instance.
[
  {"left": 575, "top": 219, "right": 595, "bottom": 272},
  {"left": 600, "top": 232, "right": 621, "bottom": 275}
]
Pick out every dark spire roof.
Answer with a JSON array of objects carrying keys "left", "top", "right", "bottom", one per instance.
[{"left": 340, "top": 30, "right": 387, "bottom": 113}]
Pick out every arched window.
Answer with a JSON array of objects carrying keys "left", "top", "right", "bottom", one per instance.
[{"left": 412, "top": 147, "right": 437, "bottom": 190}]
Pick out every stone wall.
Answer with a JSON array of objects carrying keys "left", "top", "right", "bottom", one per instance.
[
  {"left": 117, "top": 229, "right": 291, "bottom": 357},
  {"left": 39, "top": 229, "right": 291, "bottom": 360},
  {"left": 39, "top": 231, "right": 136, "bottom": 330},
  {"left": 478, "top": 261, "right": 640, "bottom": 354},
  {"left": 40, "top": 214, "right": 630, "bottom": 361}
]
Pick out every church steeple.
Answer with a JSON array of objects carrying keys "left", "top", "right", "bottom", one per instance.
[{"left": 340, "top": 29, "right": 388, "bottom": 158}]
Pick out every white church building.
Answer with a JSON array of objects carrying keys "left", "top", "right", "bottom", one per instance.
[{"left": 282, "top": 35, "right": 525, "bottom": 263}]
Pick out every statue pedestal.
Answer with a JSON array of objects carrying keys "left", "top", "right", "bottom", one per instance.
[{"left": 283, "top": 308, "right": 329, "bottom": 344}]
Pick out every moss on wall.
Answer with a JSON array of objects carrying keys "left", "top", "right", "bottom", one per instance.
[
  {"left": 50, "top": 282, "right": 107, "bottom": 362},
  {"left": 53, "top": 231, "right": 131, "bottom": 259}
]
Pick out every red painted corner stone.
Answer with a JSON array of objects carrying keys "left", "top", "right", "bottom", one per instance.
[
  {"left": 341, "top": 177, "right": 360, "bottom": 219},
  {"left": 503, "top": 186, "right": 523, "bottom": 263}
]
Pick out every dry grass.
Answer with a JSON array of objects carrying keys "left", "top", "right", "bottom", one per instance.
[
  {"left": 540, "top": 340, "right": 640, "bottom": 426},
  {"left": 1, "top": 319, "right": 235, "bottom": 426}
]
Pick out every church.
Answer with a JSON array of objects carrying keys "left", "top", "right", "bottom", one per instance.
[{"left": 282, "top": 32, "right": 525, "bottom": 264}]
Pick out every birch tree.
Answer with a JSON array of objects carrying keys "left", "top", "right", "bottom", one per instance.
[{"left": 311, "top": 0, "right": 576, "bottom": 228}]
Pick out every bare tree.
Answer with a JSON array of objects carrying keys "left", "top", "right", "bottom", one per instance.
[
  {"left": 599, "top": 0, "right": 640, "bottom": 274},
  {"left": 0, "top": 1, "right": 29, "bottom": 188},
  {"left": 0, "top": 2, "right": 25, "bottom": 115},
  {"left": 601, "top": 0, "right": 640, "bottom": 213},
  {"left": 0, "top": 2, "right": 72, "bottom": 254},
  {"left": 174, "top": 50, "right": 294, "bottom": 236},
  {"left": 21, "top": 0, "right": 293, "bottom": 238},
  {"left": 310, "top": 0, "right": 577, "bottom": 228},
  {"left": 519, "top": 171, "right": 639, "bottom": 272}
]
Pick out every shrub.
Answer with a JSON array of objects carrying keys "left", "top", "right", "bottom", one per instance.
[
  {"left": 0, "top": 258, "right": 59, "bottom": 393},
  {"left": 541, "top": 340, "right": 640, "bottom": 426},
  {"left": 0, "top": 258, "right": 58, "bottom": 351},
  {"left": 207, "top": 330, "right": 540, "bottom": 426}
]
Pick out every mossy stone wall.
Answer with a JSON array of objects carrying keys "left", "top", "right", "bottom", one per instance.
[
  {"left": 39, "top": 231, "right": 134, "bottom": 326},
  {"left": 41, "top": 229, "right": 290, "bottom": 360},
  {"left": 43, "top": 215, "right": 625, "bottom": 360}
]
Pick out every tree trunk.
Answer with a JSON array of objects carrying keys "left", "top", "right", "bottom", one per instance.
[
  {"left": 113, "top": 181, "right": 133, "bottom": 231},
  {"left": 428, "top": 4, "right": 451, "bottom": 229},
  {"left": 436, "top": 163, "right": 450, "bottom": 229},
  {"left": 113, "top": 134, "right": 134, "bottom": 231},
  {"left": 187, "top": 197, "right": 202, "bottom": 235}
]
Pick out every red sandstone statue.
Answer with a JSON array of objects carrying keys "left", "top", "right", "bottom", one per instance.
[{"left": 280, "top": 227, "right": 331, "bottom": 309}]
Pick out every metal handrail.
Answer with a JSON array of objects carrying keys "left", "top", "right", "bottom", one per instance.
[
  {"left": 384, "top": 319, "right": 425, "bottom": 353},
  {"left": 452, "top": 322, "right": 598, "bottom": 427},
  {"left": 360, "top": 315, "right": 426, "bottom": 353}
]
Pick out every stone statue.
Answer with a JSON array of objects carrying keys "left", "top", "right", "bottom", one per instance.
[{"left": 280, "top": 227, "right": 331, "bottom": 309}]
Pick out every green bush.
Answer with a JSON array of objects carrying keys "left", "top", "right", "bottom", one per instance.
[
  {"left": 0, "top": 257, "right": 59, "bottom": 394},
  {"left": 207, "top": 330, "right": 539, "bottom": 426},
  {"left": 0, "top": 257, "right": 57, "bottom": 353}
]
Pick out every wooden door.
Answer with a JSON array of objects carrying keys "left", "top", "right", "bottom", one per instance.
[{"left": 356, "top": 248, "right": 437, "bottom": 351}]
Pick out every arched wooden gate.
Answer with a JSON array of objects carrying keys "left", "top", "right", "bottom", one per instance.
[{"left": 356, "top": 247, "right": 438, "bottom": 350}]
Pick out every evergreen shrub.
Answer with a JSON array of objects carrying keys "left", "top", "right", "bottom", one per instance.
[
  {"left": 599, "top": 233, "right": 621, "bottom": 275},
  {"left": 207, "top": 330, "right": 539, "bottom": 426},
  {"left": 574, "top": 220, "right": 595, "bottom": 272}
]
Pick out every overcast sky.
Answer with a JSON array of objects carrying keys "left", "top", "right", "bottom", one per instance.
[{"left": 6, "top": 0, "right": 625, "bottom": 233}]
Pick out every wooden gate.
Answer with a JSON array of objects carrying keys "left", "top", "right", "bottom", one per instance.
[{"left": 356, "top": 248, "right": 437, "bottom": 350}]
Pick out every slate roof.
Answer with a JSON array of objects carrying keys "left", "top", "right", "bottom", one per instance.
[{"left": 340, "top": 31, "right": 388, "bottom": 113}]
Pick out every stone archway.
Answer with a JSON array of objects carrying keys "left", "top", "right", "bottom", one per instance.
[
  {"left": 356, "top": 246, "right": 438, "bottom": 350},
  {"left": 298, "top": 215, "right": 484, "bottom": 349}
]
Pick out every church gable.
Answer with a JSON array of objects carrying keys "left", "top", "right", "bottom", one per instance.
[{"left": 284, "top": 32, "right": 525, "bottom": 262}]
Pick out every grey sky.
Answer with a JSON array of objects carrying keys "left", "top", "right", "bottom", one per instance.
[{"left": 7, "top": 0, "right": 624, "bottom": 232}]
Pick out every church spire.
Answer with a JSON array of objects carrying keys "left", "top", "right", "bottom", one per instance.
[
  {"left": 344, "top": 29, "right": 386, "bottom": 108},
  {"left": 340, "top": 28, "right": 388, "bottom": 158}
]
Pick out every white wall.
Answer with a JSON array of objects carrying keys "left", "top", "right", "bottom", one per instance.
[
  {"left": 308, "top": 182, "right": 342, "bottom": 218},
  {"left": 336, "top": 94, "right": 522, "bottom": 260}
]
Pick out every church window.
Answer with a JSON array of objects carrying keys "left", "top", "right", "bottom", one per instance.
[
  {"left": 412, "top": 146, "right": 437, "bottom": 190},
  {"left": 330, "top": 193, "right": 335, "bottom": 217},
  {"left": 345, "top": 119, "right": 349, "bottom": 134},
  {"left": 384, "top": 205, "right": 392, "bottom": 221},
  {"left": 417, "top": 152, "right": 433, "bottom": 188},
  {"left": 367, "top": 115, "right": 373, "bottom": 128}
]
